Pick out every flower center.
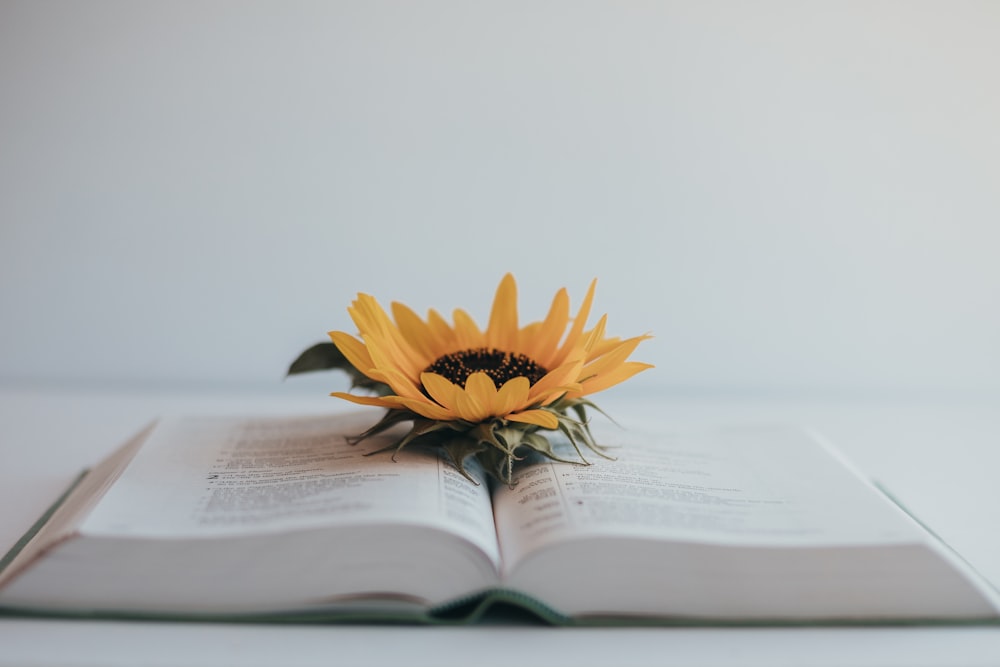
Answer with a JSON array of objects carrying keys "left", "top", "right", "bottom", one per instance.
[{"left": 424, "top": 348, "right": 548, "bottom": 388}]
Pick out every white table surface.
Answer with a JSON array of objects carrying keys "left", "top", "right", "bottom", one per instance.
[{"left": 2, "top": 383, "right": 1000, "bottom": 667}]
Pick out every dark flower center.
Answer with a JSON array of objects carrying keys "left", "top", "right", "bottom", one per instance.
[{"left": 424, "top": 348, "right": 548, "bottom": 388}]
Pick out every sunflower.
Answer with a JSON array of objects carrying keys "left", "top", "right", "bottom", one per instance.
[{"left": 289, "top": 274, "right": 652, "bottom": 483}]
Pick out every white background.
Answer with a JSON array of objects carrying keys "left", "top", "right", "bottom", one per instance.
[{"left": 1, "top": 0, "right": 998, "bottom": 395}]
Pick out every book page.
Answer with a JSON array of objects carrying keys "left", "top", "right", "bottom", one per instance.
[
  {"left": 493, "top": 425, "right": 926, "bottom": 571},
  {"left": 81, "top": 413, "right": 499, "bottom": 566}
]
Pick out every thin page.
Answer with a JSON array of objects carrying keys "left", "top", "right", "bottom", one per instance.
[
  {"left": 493, "top": 425, "right": 926, "bottom": 570},
  {"left": 81, "top": 413, "right": 499, "bottom": 565}
]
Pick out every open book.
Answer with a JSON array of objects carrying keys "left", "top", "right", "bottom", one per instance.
[{"left": 1, "top": 412, "right": 997, "bottom": 625}]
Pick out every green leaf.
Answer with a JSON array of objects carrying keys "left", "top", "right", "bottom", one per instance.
[{"left": 286, "top": 342, "right": 350, "bottom": 375}]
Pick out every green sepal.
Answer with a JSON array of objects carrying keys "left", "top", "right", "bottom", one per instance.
[
  {"left": 469, "top": 421, "right": 507, "bottom": 454},
  {"left": 441, "top": 437, "right": 488, "bottom": 484},
  {"left": 555, "top": 410, "right": 614, "bottom": 463},
  {"left": 477, "top": 446, "right": 515, "bottom": 486},
  {"left": 338, "top": 399, "right": 621, "bottom": 486},
  {"left": 518, "top": 430, "right": 580, "bottom": 466},
  {"left": 347, "top": 408, "right": 417, "bottom": 446},
  {"left": 492, "top": 426, "right": 530, "bottom": 485},
  {"left": 357, "top": 413, "right": 456, "bottom": 459},
  {"left": 569, "top": 397, "right": 620, "bottom": 430}
]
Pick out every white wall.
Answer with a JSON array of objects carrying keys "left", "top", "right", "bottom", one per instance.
[{"left": 1, "top": 1, "right": 998, "bottom": 393}]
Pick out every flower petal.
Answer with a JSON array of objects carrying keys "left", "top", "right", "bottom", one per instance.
[
  {"left": 390, "top": 301, "right": 437, "bottom": 364},
  {"left": 362, "top": 334, "right": 416, "bottom": 385},
  {"left": 452, "top": 308, "right": 484, "bottom": 349},
  {"left": 582, "top": 314, "right": 608, "bottom": 353},
  {"left": 420, "top": 372, "right": 461, "bottom": 410},
  {"left": 580, "top": 334, "right": 652, "bottom": 379},
  {"left": 392, "top": 396, "right": 457, "bottom": 421},
  {"left": 331, "top": 392, "right": 418, "bottom": 410},
  {"left": 584, "top": 334, "right": 623, "bottom": 362},
  {"left": 571, "top": 361, "right": 654, "bottom": 397},
  {"left": 329, "top": 392, "right": 397, "bottom": 408},
  {"left": 352, "top": 295, "right": 425, "bottom": 379},
  {"left": 549, "top": 278, "right": 597, "bottom": 368},
  {"left": 496, "top": 376, "right": 531, "bottom": 415},
  {"left": 528, "top": 286, "right": 570, "bottom": 369},
  {"left": 367, "top": 366, "right": 427, "bottom": 401},
  {"left": 506, "top": 409, "right": 559, "bottom": 430},
  {"left": 527, "top": 358, "right": 584, "bottom": 405},
  {"left": 465, "top": 372, "right": 498, "bottom": 416},
  {"left": 426, "top": 308, "right": 458, "bottom": 351},
  {"left": 486, "top": 273, "right": 518, "bottom": 352},
  {"left": 454, "top": 388, "right": 487, "bottom": 422},
  {"left": 328, "top": 331, "right": 375, "bottom": 376}
]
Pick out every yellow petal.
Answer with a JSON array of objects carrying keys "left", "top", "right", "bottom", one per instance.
[
  {"left": 538, "top": 383, "right": 583, "bottom": 406},
  {"left": 367, "top": 366, "right": 427, "bottom": 401},
  {"left": 452, "top": 308, "right": 483, "bottom": 349},
  {"left": 465, "top": 372, "right": 498, "bottom": 416},
  {"left": 516, "top": 322, "right": 542, "bottom": 359},
  {"left": 329, "top": 392, "right": 396, "bottom": 408},
  {"left": 496, "top": 376, "right": 531, "bottom": 414},
  {"left": 580, "top": 334, "right": 651, "bottom": 379},
  {"left": 345, "top": 295, "right": 376, "bottom": 333},
  {"left": 571, "top": 361, "right": 654, "bottom": 397},
  {"left": 420, "top": 372, "right": 460, "bottom": 410},
  {"left": 426, "top": 308, "right": 457, "bottom": 351},
  {"left": 392, "top": 396, "right": 457, "bottom": 421},
  {"left": 335, "top": 392, "right": 420, "bottom": 409},
  {"left": 585, "top": 334, "right": 623, "bottom": 362},
  {"left": 391, "top": 301, "right": 437, "bottom": 363},
  {"left": 582, "top": 314, "right": 608, "bottom": 353},
  {"left": 330, "top": 391, "right": 457, "bottom": 421},
  {"left": 549, "top": 278, "right": 597, "bottom": 368},
  {"left": 529, "top": 287, "right": 570, "bottom": 368},
  {"left": 454, "top": 388, "right": 487, "bottom": 422},
  {"left": 328, "top": 331, "right": 375, "bottom": 376},
  {"left": 527, "top": 358, "right": 584, "bottom": 404},
  {"left": 350, "top": 294, "right": 388, "bottom": 336},
  {"left": 362, "top": 334, "right": 408, "bottom": 379},
  {"left": 352, "top": 295, "right": 425, "bottom": 378},
  {"left": 486, "top": 273, "right": 518, "bottom": 351},
  {"left": 506, "top": 409, "right": 559, "bottom": 430},
  {"left": 377, "top": 321, "right": 427, "bottom": 379}
]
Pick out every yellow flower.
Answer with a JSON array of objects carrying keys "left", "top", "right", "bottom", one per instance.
[{"left": 328, "top": 274, "right": 652, "bottom": 429}]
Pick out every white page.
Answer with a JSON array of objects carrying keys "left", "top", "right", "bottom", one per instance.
[
  {"left": 493, "top": 425, "right": 926, "bottom": 569},
  {"left": 81, "top": 413, "right": 499, "bottom": 565}
]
